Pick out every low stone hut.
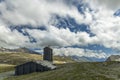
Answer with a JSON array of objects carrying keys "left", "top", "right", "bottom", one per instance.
[
  {"left": 15, "top": 60, "right": 56, "bottom": 75},
  {"left": 15, "top": 46, "right": 56, "bottom": 75}
]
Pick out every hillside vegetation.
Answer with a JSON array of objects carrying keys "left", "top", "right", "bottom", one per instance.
[
  {"left": 0, "top": 53, "right": 43, "bottom": 65},
  {"left": 5, "top": 61, "right": 120, "bottom": 80},
  {"left": 0, "top": 64, "right": 15, "bottom": 73},
  {"left": 0, "top": 53, "right": 74, "bottom": 65}
]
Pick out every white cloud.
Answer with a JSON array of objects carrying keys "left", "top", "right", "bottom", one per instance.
[
  {"left": 54, "top": 47, "right": 107, "bottom": 58},
  {"left": 91, "top": 0, "right": 120, "bottom": 11},
  {"left": 0, "top": 0, "right": 86, "bottom": 26},
  {"left": 85, "top": 0, "right": 120, "bottom": 50},
  {"left": 0, "top": 0, "right": 120, "bottom": 57},
  {"left": 0, "top": 23, "right": 29, "bottom": 48},
  {"left": 0, "top": 0, "right": 92, "bottom": 48},
  {"left": 26, "top": 25, "right": 98, "bottom": 47}
]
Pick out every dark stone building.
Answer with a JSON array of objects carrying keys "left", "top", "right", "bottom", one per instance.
[
  {"left": 15, "top": 47, "right": 55, "bottom": 75},
  {"left": 43, "top": 47, "right": 53, "bottom": 62},
  {"left": 15, "top": 61, "right": 56, "bottom": 75}
]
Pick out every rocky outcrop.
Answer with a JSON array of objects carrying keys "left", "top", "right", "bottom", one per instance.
[{"left": 106, "top": 55, "right": 120, "bottom": 61}]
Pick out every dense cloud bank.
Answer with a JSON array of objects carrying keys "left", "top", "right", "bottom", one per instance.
[{"left": 0, "top": 0, "right": 120, "bottom": 58}]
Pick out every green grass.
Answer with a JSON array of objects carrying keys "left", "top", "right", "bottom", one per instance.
[
  {"left": 0, "top": 64, "right": 15, "bottom": 73},
  {"left": 5, "top": 62, "right": 120, "bottom": 80}
]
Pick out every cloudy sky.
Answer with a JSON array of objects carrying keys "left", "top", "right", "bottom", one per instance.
[{"left": 0, "top": 0, "right": 120, "bottom": 58}]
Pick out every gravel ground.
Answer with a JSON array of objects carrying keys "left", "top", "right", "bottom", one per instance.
[{"left": 0, "top": 71, "right": 14, "bottom": 80}]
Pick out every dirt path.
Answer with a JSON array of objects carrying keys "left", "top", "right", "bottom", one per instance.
[{"left": 0, "top": 71, "right": 14, "bottom": 80}]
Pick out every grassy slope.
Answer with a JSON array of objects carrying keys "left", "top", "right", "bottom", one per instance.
[
  {"left": 0, "top": 53, "right": 74, "bottom": 65},
  {"left": 0, "top": 53, "right": 43, "bottom": 65},
  {"left": 5, "top": 62, "right": 120, "bottom": 80},
  {"left": 0, "top": 53, "right": 74, "bottom": 74},
  {"left": 53, "top": 56, "right": 74, "bottom": 64},
  {"left": 0, "top": 64, "right": 15, "bottom": 73}
]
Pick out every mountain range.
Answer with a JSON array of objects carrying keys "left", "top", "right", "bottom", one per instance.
[
  {"left": 0, "top": 47, "right": 39, "bottom": 54},
  {"left": 71, "top": 55, "right": 106, "bottom": 62},
  {"left": 0, "top": 47, "right": 107, "bottom": 62}
]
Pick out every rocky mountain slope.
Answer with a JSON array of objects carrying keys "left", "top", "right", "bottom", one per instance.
[
  {"left": 0, "top": 47, "right": 39, "bottom": 54},
  {"left": 106, "top": 55, "right": 120, "bottom": 61}
]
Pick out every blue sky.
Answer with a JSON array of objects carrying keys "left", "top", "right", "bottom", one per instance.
[{"left": 0, "top": 0, "right": 120, "bottom": 58}]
